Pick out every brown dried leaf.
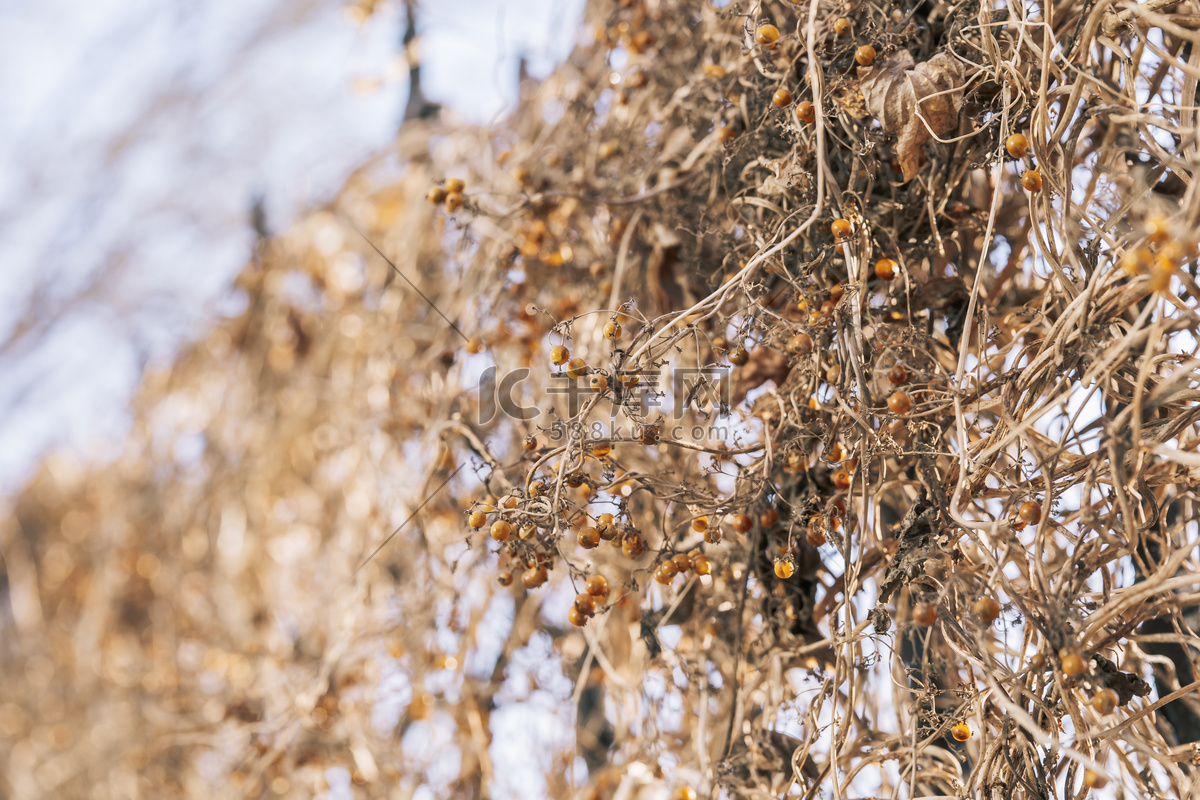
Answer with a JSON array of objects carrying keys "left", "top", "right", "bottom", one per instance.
[{"left": 859, "top": 51, "right": 964, "bottom": 181}]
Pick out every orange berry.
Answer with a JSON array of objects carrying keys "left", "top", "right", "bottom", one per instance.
[
  {"left": 621, "top": 531, "right": 645, "bottom": 557},
  {"left": 833, "top": 17, "right": 851, "bottom": 35},
  {"left": 586, "top": 575, "right": 610, "bottom": 598},
  {"left": 729, "top": 345, "right": 750, "bottom": 366},
  {"left": 951, "top": 722, "right": 971, "bottom": 741},
  {"left": 550, "top": 345, "right": 570, "bottom": 365},
  {"left": 888, "top": 364, "right": 908, "bottom": 384},
  {"left": 796, "top": 100, "right": 816, "bottom": 123},
  {"left": 674, "top": 787, "right": 698, "bottom": 800},
  {"left": 444, "top": 190, "right": 464, "bottom": 212},
  {"left": 568, "top": 606, "right": 588, "bottom": 627},
  {"left": 789, "top": 332, "right": 814, "bottom": 355},
  {"left": 654, "top": 562, "right": 677, "bottom": 585},
  {"left": 490, "top": 521, "right": 512, "bottom": 542},
  {"left": 589, "top": 374, "right": 609, "bottom": 393},
  {"left": 774, "top": 558, "right": 795, "bottom": 579},
  {"left": 692, "top": 554, "right": 712, "bottom": 575},
  {"left": 497, "top": 571, "right": 513, "bottom": 586},
  {"left": 913, "top": 601, "right": 937, "bottom": 626},
  {"left": 578, "top": 527, "right": 601, "bottom": 549},
  {"left": 756, "top": 24, "right": 781, "bottom": 48},
  {"left": 855, "top": 45, "right": 876, "bottom": 66},
  {"left": 1060, "top": 648, "right": 1086, "bottom": 677},
  {"left": 732, "top": 513, "right": 753, "bottom": 533},
  {"left": 523, "top": 435, "right": 539, "bottom": 451},
  {"left": 574, "top": 593, "right": 596, "bottom": 616},
  {"left": 806, "top": 519, "right": 827, "bottom": 547},
  {"left": 1017, "top": 500, "right": 1041, "bottom": 525},
  {"left": 1092, "top": 688, "right": 1118, "bottom": 713},
  {"left": 773, "top": 88, "right": 793, "bottom": 108},
  {"left": 760, "top": 508, "right": 779, "bottom": 527},
  {"left": 875, "top": 258, "right": 897, "bottom": 280},
  {"left": 1144, "top": 216, "right": 1169, "bottom": 243},
  {"left": 1150, "top": 258, "right": 1175, "bottom": 293},
  {"left": 1083, "top": 769, "right": 1107, "bottom": 789},
  {"left": 469, "top": 511, "right": 488, "bottom": 529},
  {"left": 672, "top": 553, "right": 692, "bottom": 573},
  {"left": 444, "top": 178, "right": 465, "bottom": 194},
  {"left": 1005, "top": 133, "right": 1029, "bottom": 159},
  {"left": 833, "top": 470, "right": 851, "bottom": 490},
  {"left": 704, "top": 528, "right": 722, "bottom": 544},
  {"left": 972, "top": 596, "right": 1001, "bottom": 623},
  {"left": 831, "top": 218, "right": 852, "bottom": 240},
  {"left": 828, "top": 441, "right": 845, "bottom": 462},
  {"left": 1021, "top": 169, "right": 1043, "bottom": 192},
  {"left": 888, "top": 390, "right": 912, "bottom": 415},
  {"left": 603, "top": 321, "right": 621, "bottom": 340},
  {"left": 522, "top": 566, "right": 548, "bottom": 589},
  {"left": 427, "top": 186, "right": 447, "bottom": 204},
  {"left": 692, "top": 516, "right": 709, "bottom": 533},
  {"left": 717, "top": 124, "right": 737, "bottom": 143}
]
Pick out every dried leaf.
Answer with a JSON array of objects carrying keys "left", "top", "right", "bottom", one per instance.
[{"left": 859, "top": 51, "right": 964, "bottom": 181}]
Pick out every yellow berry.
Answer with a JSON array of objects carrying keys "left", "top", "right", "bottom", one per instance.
[
  {"left": 550, "top": 345, "right": 570, "bottom": 365},
  {"left": 774, "top": 558, "right": 795, "bottom": 579},
  {"left": 1060, "top": 648, "right": 1086, "bottom": 677},
  {"left": 756, "top": 24, "right": 781, "bottom": 48},
  {"left": 1144, "top": 216, "right": 1169, "bottom": 243},
  {"left": 603, "top": 321, "right": 621, "bottom": 340},
  {"left": 951, "top": 722, "right": 971, "bottom": 741},
  {"left": 490, "top": 521, "right": 512, "bottom": 541},
  {"left": 469, "top": 511, "right": 488, "bottom": 529},
  {"left": 566, "top": 357, "right": 588, "bottom": 379}
]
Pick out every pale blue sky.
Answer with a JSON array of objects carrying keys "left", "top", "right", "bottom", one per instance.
[{"left": 0, "top": 0, "right": 586, "bottom": 490}]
